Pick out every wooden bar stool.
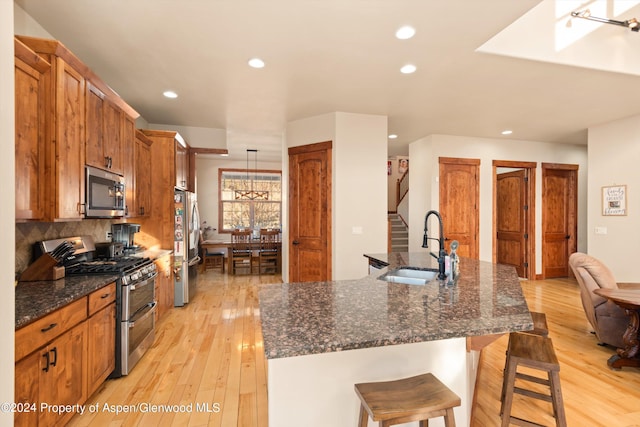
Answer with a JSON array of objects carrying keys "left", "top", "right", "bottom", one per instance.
[
  {"left": 529, "top": 311, "right": 550, "bottom": 337},
  {"left": 500, "top": 333, "right": 567, "bottom": 427},
  {"left": 500, "top": 311, "right": 549, "bottom": 407},
  {"left": 354, "top": 372, "right": 460, "bottom": 427}
]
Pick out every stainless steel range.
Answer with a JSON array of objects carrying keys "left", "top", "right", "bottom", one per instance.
[{"left": 36, "top": 235, "right": 157, "bottom": 377}]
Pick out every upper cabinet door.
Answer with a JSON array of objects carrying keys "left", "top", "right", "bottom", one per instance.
[
  {"left": 54, "top": 57, "right": 86, "bottom": 220},
  {"left": 86, "top": 82, "right": 123, "bottom": 174},
  {"left": 14, "top": 43, "right": 50, "bottom": 221},
  {"left": 175, "top": 142, "right": 188, "bottom": 190},
  {"left": 85, "top": 82, "right": 106, "bottom": 170}
]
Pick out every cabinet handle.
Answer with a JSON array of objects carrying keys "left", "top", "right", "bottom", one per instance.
[
  {"left": 42, "top": 352, "right": 50, "bottom": 372},
  {"left": 49, "top": 348, "right": 57, "bottom": 367},
  {"left": 105, "top": 156, "right": 110, "bottom": 168},
  {"left": 78, "top": 203, "right": 86, "bottom": 214},
  {"left": 109, "top": 157, "right": 113, "bottom": 168},
  {"left": 40, "top": 323, "right": 57, "bottom": 333},
  {"left": 101, "top": 293, "right": 111, "bottom": 299}
]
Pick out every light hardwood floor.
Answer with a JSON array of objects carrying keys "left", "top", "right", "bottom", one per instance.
[{"left": 69, "top": 273, "right": 640, "bottom": 427}]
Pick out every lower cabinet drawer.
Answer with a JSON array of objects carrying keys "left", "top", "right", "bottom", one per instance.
[{"left": 15, "top": 297, "right": 87, "bottom": 361}]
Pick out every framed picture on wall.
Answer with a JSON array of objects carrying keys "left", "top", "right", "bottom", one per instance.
[{"left": 602, "top": 185, "right": 627, "bottom": 216}]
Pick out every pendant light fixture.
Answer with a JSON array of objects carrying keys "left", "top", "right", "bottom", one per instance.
[{"left": 235, "top": 149, "right": 269, "bottom": 200}]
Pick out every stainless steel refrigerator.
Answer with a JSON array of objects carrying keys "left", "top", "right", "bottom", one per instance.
[{"left": 174, "top": 189, "right": 201, "bottom": 306}]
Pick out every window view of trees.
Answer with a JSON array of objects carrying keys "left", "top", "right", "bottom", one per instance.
[{"left": 219, "top": 170, "right": 281, "bottom": 231}]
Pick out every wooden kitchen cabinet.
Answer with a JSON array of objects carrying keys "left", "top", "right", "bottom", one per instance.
[
  {"left": 123, "top": 115, "right": 136, "bottom": 216},
  {"left": 139, "top": 129, "right": 191, "bottom": 249},
  {"left": 14, "top": 38, "right": 51, "bottom": 221},
  {"left": 86, "top": 82, "right": 124, "bottom": 175},
  {"left": 15, "top": 35, "right": 140, "bottom": 221},
  {"left": 86, "top": 283, "right": 116, "bottom": 396},
  {"left": 15, "top": 297, "right": 88, "bottom": 427},
  {"left": 134, "top": 130, "right": 153, "bottom": 217},
  {"left": 155, "top": 254, "right": 174, "bottom": 320},
  {"left": 16, "top": 36, "right": 86, "bottom": 221},
  {"left": 176, "top": 140, "right": 189, "bottom": 190}
]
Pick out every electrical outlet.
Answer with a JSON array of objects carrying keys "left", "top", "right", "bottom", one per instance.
[{"left": 106, "top": 231, "right": 112, "bottom": 241}]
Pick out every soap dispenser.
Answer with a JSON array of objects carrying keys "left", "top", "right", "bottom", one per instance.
[{"left": 450, "top": 240, "right": 460, "bottom": 278}]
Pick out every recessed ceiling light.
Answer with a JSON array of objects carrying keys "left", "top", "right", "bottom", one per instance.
[
  {"left": 388, "top": 134, "right": 398, "bottom": 139},
  {"left": 395, "top": 26, "right": 416, "bottom": 40},
  {"left": 400, "top": 64, "right": 417, "bottom": 74},
  {"left": 220, "top": 153, "right": 229, "bottom": 157},
  {"left": 248, "top": 58, "right": 265, "bottom": 68},
  {"left": 501, "top": 130, "right": 513, "bottom": 135},
  {"left": 163, "top": 90, "right": 178, "bottom": 99}
]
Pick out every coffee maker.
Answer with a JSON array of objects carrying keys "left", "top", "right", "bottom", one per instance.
[{"left": 111, "top": 223, "right": 142, "bottom": 253}]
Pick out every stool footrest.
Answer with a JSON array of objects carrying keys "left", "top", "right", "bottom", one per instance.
[
  {"left": 510, "top": 416, "right": 547, "bottom": 427},
  {"left": 514, "top": 386, "right": 553, "bottom": 403},
  {"left": 515, "top": 372, "right": 551, "bottom": 386}
]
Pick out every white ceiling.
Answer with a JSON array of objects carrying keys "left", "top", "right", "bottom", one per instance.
[{"left": 14, "top": 0, "right": 640, "bottom": 161}]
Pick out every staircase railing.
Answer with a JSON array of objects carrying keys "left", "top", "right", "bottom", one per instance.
[{"left": 397, "top": 169, "right": 409, "bottom": 208}]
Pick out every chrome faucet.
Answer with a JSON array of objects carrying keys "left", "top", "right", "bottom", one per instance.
[{"left": 422, "top": 210, "right": 448, "bottom": 280}]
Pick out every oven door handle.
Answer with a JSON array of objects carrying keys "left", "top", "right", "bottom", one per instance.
[
  {"left": 128, "top": 301, "right": 157, "bottom": 328},
  {"left": 129, "top": 272, "right": 158, "bottom": 291}
]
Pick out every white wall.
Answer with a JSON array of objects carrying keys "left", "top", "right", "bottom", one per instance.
[
  {"left": 334, "top": 113, "right": 388, "bottom": 279},
  {"left": 408, "top": 135, "right": 588, "bottom": 275},
  {"left": 286, "top": 112, "right": 388, "bottom": 280},
  {"left": 2, "top": 0, "right": 15, "bottom": 421},
  {"left": 587, "top": 115, "right": 640, "bottom": 282},
  {"left": 408, "top": 136, "right": 434, "bottom": 252}
]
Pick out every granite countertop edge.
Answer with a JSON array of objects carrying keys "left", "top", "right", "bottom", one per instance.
[
  {"left": 15, "top": 248, "right": 173, "bottom": 330},
  {"left": 15, "top": 274, "right": 118, "bottom": 329},
  {"left": 259, "top": 252, "right": 533, "bottom": 360}
]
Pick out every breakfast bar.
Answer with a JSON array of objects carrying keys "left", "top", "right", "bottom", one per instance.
[{"left": 258, "top": 253, "right": 532, "bottom": 427}]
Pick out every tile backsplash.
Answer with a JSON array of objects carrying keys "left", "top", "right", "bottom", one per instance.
[{"left": 15, "top": 220, "right": 112, "bottom": 275}]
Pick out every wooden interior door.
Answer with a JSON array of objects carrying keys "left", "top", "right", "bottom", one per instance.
[
  {"left": 496, "top": 169, "right": 528, "bottom": 278},
  {"left": 288, "top": 141, "right": 332, "bottom": 282},
  {"left": 542, "top": 163, "right": 578, "bottom": 278},
  {"left": 439, "top": 157, "right": 480, "bottom": 259}
]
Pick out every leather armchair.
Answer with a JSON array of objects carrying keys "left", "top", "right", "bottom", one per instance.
[{"left": 569, "top": 252, "right": 640, "bottom": 348}]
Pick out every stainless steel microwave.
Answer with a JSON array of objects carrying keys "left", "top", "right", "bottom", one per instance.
[{"left": 85, "top": 165, "right": 125, "bottom": 218}]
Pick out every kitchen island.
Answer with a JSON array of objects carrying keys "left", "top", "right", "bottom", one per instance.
[{"left": 258, "top": 253, "right": 532, "bottom": 427}]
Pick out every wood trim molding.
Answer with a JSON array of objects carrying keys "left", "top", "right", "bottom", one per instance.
[
  {"left": 288, "top": 140, "right": 332, "bottom": 155},
  {"left": 542, "top": 162, "right": 579, "bottom": 170},
  {"left": 191, "top": 148, "right": 229, "bottom": 156},
  {"left": 492, "top": 160, "right": 537, "bottom": 169},
  {"left": 439, "top": 156, "right": 480, "bottom": 165}
]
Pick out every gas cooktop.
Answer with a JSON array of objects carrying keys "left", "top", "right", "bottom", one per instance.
[{"left": 65, "top": 257, "right": 151, "bottom": 275}]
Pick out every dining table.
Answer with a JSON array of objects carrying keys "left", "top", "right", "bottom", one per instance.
[
  {"left": 200, "top": 239, "right": 282, "bottom": 274},
  {"left": 593, "top": 288, "right": 640, "bottom": 369}
]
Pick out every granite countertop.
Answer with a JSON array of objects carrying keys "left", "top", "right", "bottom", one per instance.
[
  {"left": 15, "top": 248, "right": 173, "bottom": 330},
  {"left": 16, "top": 274, "right": 118, "bottom": 329},
  {"left": 258, "top": 252, "right": 533, "bottom": 359}
]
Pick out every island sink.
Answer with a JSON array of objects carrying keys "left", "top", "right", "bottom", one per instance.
[{"left": 378, "top": 267, "right": 438, "bottom": 285}]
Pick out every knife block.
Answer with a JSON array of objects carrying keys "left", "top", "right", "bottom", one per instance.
[{"left": 19, "top": 254, "right": 65, "bottom": 282}]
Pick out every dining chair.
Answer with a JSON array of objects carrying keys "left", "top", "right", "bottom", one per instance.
[
  {"left": 257, "top": 229, "right": 281, "bottom": 275},
  {"left": 199, "top": 231, "right": 225, "bottom": 273},
  {"left": 230, "top": 229, "right": 253, "bottom": 274}
]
